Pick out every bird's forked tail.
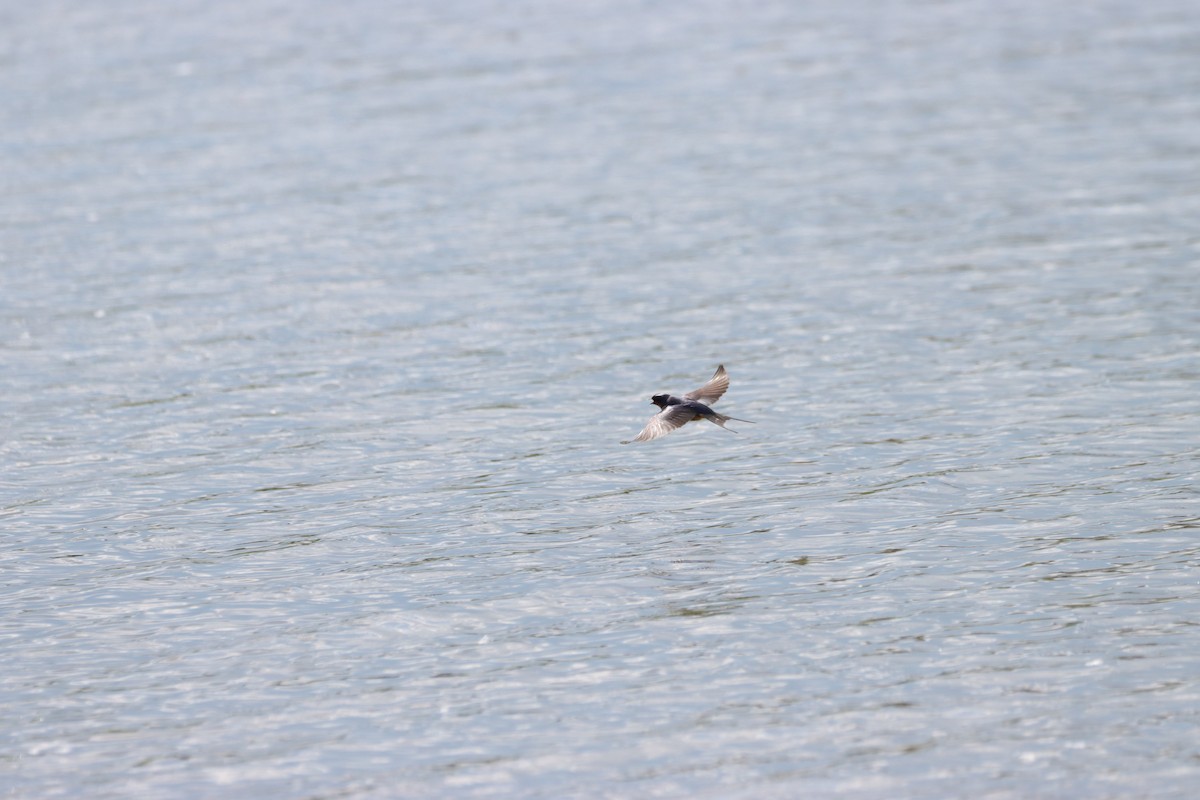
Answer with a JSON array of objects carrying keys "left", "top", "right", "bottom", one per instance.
[{"left": 707, "top": 412, "right": 754, "bottom": 433}]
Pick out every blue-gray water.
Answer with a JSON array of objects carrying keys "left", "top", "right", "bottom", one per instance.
[{"left": 3, "top": 1, "right": 1199, "bottom": 797}]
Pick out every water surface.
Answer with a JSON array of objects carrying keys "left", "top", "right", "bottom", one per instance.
[{"left": 3, "top": 1, "right": 1199, "bottom": 797}]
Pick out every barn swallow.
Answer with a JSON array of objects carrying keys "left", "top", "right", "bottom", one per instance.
[{"left": 622, "top": 364, "right": 754, "bottom": 444}]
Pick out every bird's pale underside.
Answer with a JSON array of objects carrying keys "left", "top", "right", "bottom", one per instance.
[{"left": 622, "top": 364, "right": 753, "bottom": 444}]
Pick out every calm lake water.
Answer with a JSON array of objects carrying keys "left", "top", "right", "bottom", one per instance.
[{"left": 3, "top": 1, "right": 1199, "bottom": 797}]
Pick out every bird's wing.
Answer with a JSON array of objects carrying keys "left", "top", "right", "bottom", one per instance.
[
  {"left": 623, "top": 405, "right": 696, "bottom": 443},
  {"left": 683, "top": 364, "right": 729, "bottom": 406}
]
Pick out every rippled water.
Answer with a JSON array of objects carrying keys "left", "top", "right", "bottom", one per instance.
[{"left": 4, "top": 1, "right": 1199, "bottom": 797}]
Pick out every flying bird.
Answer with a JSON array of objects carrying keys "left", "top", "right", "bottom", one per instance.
[{"left": 622, "top": 364, "right": 754, "bottom": 444}]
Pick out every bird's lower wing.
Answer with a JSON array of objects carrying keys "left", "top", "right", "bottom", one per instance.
[
  {"left": 684, "top": 364, "right": 729, "bottom": 406},
  {"left": 623, "top": 405, "right": 695, "bottom": 443}
]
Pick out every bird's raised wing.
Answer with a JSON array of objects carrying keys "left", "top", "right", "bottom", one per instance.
[
  {"left": 622, "top": 404, "right": 697, "bottom": 444},
  {"left": 683, "top": 364, "right": 729, "bottom": 406}
]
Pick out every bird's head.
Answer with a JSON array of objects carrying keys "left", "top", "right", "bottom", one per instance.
[{"left": 650, "top": 394, "right": 671, "bottom": 409}]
